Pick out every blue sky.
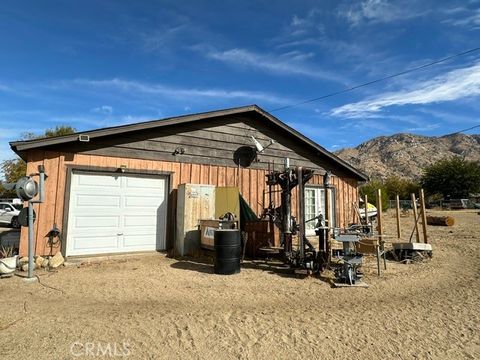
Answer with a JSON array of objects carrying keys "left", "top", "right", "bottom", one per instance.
[{"left": 1, "top": 0, "right": 480, "bottom": 166}]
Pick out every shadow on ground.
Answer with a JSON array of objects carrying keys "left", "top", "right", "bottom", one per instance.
[
  {"left": 170, "top": 256, "right": 333, "bottom": 285},
  {"left": 170, "top": 257, "right": 214, "bottom": 274},
  {"left": 242, "top": 260, "right": 334, "bottom": 285}
]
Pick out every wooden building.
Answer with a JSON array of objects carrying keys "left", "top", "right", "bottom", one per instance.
[{"left": 10, "top": 105, "right": 367, "bottom": 257}]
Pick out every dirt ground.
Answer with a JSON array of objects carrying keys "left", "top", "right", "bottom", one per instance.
[{"left": 0, "top": 210, "right": 479, "bottom": 359}]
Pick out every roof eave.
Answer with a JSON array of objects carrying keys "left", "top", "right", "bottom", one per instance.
[{"left": 9, "top": 104, "right": 368, "bottom": 181}]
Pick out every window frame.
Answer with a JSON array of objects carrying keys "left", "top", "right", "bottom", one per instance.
[{"left": 304, "top": 186, "right": 336, "bottom": 236}]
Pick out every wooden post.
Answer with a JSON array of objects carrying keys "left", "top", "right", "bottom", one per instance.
[
  {"left": 419, "top": 188, "right": 428, "bottom": 243},
  {"left": 411, "top": 193, "right": 420, "bottom": 243},
  {"left": 395, "top": 194, "right": 401, "bottom": 239},
  {"left": 376, "top": 189, "right": 383, "bottom": 240},
  {"left": 376, "top": 189, "right": 386, "bottom": 273},
  {"left": 364, "top": 194, "right": 369, "bottom": 226}
]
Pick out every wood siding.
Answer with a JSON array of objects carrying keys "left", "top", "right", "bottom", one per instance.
[
  {"left": 47, "top": 115, "right": 356, "bottom": 178},
  {"left": 19, "top": 150, "right": 358, "bottom": 256}
]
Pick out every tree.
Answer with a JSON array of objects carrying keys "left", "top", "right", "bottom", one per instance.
[
  {"left": 359, "top": 179, "right": 389, "bottom": 211},
  {"left": 384, "top": 175, "right": 420, "bottom": 200},
  {"left": 0, "top": 126, "right": 76, "bottom": 197},
  {"left": 421, "top": 157, "right": 480, "bottom": 198}
]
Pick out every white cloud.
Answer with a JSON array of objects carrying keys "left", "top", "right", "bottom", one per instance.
[
  {"left": 119, "top": 114, "right": 153, "bottom": 124},
  {"left": 418, "top": 108, "right": 480, "bottom": 124},
  {"left": 338, "top": 0, "right": 427, "bottom": 26},
  {"left": 331, "top": 62, "right": 480, "bottom": 118},
  {"left": 271, "top": 9, "right": 326, "bottom": 49},
  {"left": 442, "top": 9, "right": 480, "bottom": 28},
  {"left": 91, "top": 105, "right": 113, "bottom": 115},
  {"left": 404, "top": 123, "right": 441, "bottom": 132},
  {"left": 205, "top": 47, "right": 345, "bottom": 83},
  {"left": 73, "top": 78, "right": 295, "bottom": 104},
  {"left": 0, "top": 83, "right": 13, "bottom": 93},
  {"left": 288, "top": 9, "right": 325, "bottom": 36}
]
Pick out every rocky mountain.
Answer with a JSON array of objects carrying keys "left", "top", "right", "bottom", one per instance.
[{"left": 335, "top": 133, "right": 480, "bottom": 180}]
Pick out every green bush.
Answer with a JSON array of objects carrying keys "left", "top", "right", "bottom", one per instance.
[
  {"left": 359, "top": 179, "right": 389, "bottom": 211},
  {"left": 384, "top": 176, "right": 420, "bottom": 200}
]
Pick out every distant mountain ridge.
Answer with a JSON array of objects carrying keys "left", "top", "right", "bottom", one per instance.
[{"left": 335, "top": 133, "right": 480, "bottom": 180}]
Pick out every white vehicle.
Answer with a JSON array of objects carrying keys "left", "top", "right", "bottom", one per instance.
[{"left": 0, "top": 202, "right": 21, "bottom": 228}]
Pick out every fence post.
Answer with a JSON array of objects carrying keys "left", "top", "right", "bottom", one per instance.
[
  {"left": 419, "top": 189, "right": 428, "bottom": 244},
  {"left": 411, "top": 193, "right": 420, "bottom": 243},
  {"left": 396, "top": 194, "right": 401, "bottom": 239}
]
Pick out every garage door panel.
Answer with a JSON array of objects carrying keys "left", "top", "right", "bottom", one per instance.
[
  {"left": 77, "top": 173, "right": 121, "bottom": 187},
  {"left": 70, "top": 235, "right": 119, "bottom": 251},
  {"left": 66, "top": 172, "right": 167, "bottom": 256},
  {"left": 75, "top": 216, "right": 120, "bottom": 228},
  {"left": 123, "top": 234, "right": 157, "bottom": 248},
  {"left": 125, "top": 176, "right": 165, "bottom": 189},
  {"left": 123, "top": 228, "right": 158, "bottom": 237},
  {"left": 76, "top": 194, "right": 121, "bottom": 207},
  {"left": 124, "top": 195, "right": 164, "bottom": 208},
  {"left": 124, "top": 215, "right": 159, "bottom": 227}
]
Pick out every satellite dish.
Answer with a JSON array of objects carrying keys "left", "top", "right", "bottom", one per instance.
[{"left": 250, "top": 136, "right": 275, "bottom": 153}]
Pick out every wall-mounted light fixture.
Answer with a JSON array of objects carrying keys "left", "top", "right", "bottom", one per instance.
[
  {"left": 119, "top": 165, "right": 127, "bottom": 173},
  {"left": 323, "top": 171, "right": 332, "bottom": 188},
  {"left": 173, "top": 147, "right": 186, "bottom": 155}
]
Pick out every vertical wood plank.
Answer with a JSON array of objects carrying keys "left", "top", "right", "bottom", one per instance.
[
  {"left": 226, "top": 167, "right": 236, "bottom": 187},
  {"left": 210, "top": 166, "right": 218, "bottom": 186},
  {"left": 217, "top": 166, "right": 226, "bottom": 187},
  {"left": 54, "top": 154, "right": 66, "bottom": 228},
  {"left": 241, "top": 168, "right": 249, "bottom": 197},
  {"left": 37, "top": 152, "right": 61, "bottom": 255},
  {"left": 180, "top": 163, "right": 191, "bottom": 184},
  {"left": 338, "top": 177, "right": 345, "bottom": 228},
  {"left": 250, "top": 169, "right": 256, "bottom": 214},
  {"left": 171, "top": 162, "right": 181, "bottom": 189},
  {"left": 191, "top": 163, "right": 201, "bottom": 184}
]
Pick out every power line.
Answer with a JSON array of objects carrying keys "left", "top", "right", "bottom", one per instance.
[
  {"left": 444, "top": 123, "right": 480, "bottom": 136},
  {"left": 269, "top": 46, "right": 480, "bottom": 112}
]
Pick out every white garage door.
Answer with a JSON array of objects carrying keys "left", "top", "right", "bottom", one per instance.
[{"left": 66, "top": 171, "right": 168, "bottom": 256}]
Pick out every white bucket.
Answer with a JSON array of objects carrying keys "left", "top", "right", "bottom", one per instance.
[{"left": 0, "top": 255, "right": 18, "bottom": 275}]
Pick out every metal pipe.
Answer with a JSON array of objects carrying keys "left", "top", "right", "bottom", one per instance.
[
  {"left": 325, "top": 187, "right": 331, "bottom": 255},
  {"left": 37, "top": 169, "right": 45, "bottom": 203},
  {"left": 281, "top": 170, "right": 292, "bottom": 253},
  {"left": 26, "top": 165, "right": 46, "bottom": 280},
  {"left": 28, "top": 201, "right": 34, "bottom": 279},
  {"left": 297, "top": 167, "right": 305, "bottom": 262}
]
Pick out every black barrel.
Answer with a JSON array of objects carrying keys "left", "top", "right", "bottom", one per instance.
[{"left": 214, "top": 229, "right": 241, "bottom": 275}]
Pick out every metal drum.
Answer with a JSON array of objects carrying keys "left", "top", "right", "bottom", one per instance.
[{"left": 214, "top": 229, "right": 241, "bottom": 275}]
